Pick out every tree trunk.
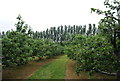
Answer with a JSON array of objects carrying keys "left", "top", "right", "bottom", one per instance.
[{"left": 117, "top": 71, "right": 120, "bottom": 81}]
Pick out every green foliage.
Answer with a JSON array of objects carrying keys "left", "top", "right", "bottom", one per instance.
[
  {"left": 43, "top": 41, "right": 64, "bottom": 58},
  {"left": 2, "top": 31, "right": 33, "bottom": 67},
  {"left": 91, "top": 0, "right": 120, "bottom": 77},
  {"left": 65, "top": 34, "right": 119, "bottom": 75},
  {"left": 91, "top": 0, "right": 120, "bottom": 50},
  {"left": 32, "top": 39, "right": 44, "bottom": 58},
  {"left": 2, "top": 15, "right": 65, "bottom": 67},
  {"left": 32, "top": 24, "right": 97, "bottom": 42}
]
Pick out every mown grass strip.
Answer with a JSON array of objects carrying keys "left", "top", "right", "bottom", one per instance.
[{"left": 28, "top": 55, "right": 69, "bottom": 79}]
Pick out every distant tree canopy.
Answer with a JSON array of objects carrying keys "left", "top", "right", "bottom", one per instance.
[{"left": 32, "top": 24, "right": 98, "bottom": 43}]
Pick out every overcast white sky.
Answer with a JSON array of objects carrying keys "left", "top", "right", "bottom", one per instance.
[{"left": 0, "top": 0, "right": 106, "bottom": 32}]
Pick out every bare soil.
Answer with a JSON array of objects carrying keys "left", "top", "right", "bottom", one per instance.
[
  {"left": 2, "top": 56, "right": 61, "bottom": 79},
  {"left": 65, "top": 60, "right": 88, "bottom": 79}
]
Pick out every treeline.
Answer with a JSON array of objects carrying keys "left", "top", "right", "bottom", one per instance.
[
  {"left": 32, "top": 24, "right": 98, "bottom": 42},
  {"left": 1, "top": 15, "right": 99, "bottom": 68},
  {"left": 1, "top": 14, "right": 101, "bottom": 68},
  {"left": 0, "top": 24, "right": 99, "bottom": 42}
]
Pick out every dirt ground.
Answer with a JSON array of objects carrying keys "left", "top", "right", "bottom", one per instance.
[
  {"left": 65, "top": 60, "right": 88, "bottom": 79},
  {"left": 2, "top": 56, "right": 61, "bottom": 79}
]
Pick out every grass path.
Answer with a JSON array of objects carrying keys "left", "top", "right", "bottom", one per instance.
[
  {"left": 29, "top": 55, "right": 69, "bottom": 79},
  {"left": 3, "top": 54, "right": 116, "bottom": 80}
]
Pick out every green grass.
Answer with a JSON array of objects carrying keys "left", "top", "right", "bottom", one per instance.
[{"left": 29, "top": 55, "right": 69, "bottom": 79}]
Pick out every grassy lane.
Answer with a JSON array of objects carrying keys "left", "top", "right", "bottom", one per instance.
[{"left": 29, "top": 55, "right": 69, "bottom": 79}]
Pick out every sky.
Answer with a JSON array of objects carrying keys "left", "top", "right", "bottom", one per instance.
[{"left": 0, "top": 0, "right": 106, "bottom": 32}]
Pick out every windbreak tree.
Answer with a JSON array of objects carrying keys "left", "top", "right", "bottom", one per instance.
[
  {"left": 87, "top": 24, "right": 92, "bottom": 36},
  {"left": 93, "top": 24, "right": 96, "bottom": 35}
]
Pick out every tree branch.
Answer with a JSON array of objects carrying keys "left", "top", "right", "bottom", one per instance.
[
  {"left": 96, "top": 69, "right": 117, "bottom": 76},
  {"left": 105, "top": 16, "right": 120, "bottom": 21}
]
